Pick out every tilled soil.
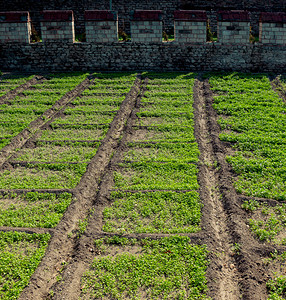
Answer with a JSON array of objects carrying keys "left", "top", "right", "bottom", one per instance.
[{"left": 1, "top": 73, "right": 285, "bottom": 300}]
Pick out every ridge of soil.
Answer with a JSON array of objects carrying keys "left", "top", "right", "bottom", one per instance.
[
  {"left": 203, "top": 79, "right": 269, "bottom": 300},
  {"left": 193, "top": 79, "right": 240, "bottom": 299}
]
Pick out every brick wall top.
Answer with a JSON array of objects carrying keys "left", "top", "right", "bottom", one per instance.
[
  {"left": 84, "top": 10, "right": 117, "bottom": 21},
  {"left": 260, "top": 12, "right": 286, "bottom": 23},
  {"left": 42, "top": 10, "right": 74, "bottom": 22},
  {"left": 0, "top": 11, "right": 30, "bottom": 23},
  {"left": 130, "top": 10, "right": 163, "bottom": 21},
  {"left": 174, "top": 10, "right": 207, "bottom": 21},
  {"left": 218, "top": 10, "right": 250, "bottom": 22}
]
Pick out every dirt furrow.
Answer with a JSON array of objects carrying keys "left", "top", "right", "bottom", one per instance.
[
  {"left": 203, "top": 79, "right": 269, "bottom": 299},
  {"left": 18, "top": 76, "right": 142, "bottom": 300},
  {"left": 0, "top": 76, "right": 93, "bottom": 169},
  {"left": 193, "top": 79, "right": 240, "bottom": 299},
  {"left": 0, "top": 75, "right": 45, "bottom": 104}
]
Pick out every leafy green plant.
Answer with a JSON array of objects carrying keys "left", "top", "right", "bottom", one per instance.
[
  {"left": 0, "top": 231, "right": 50, "bottom": 300},
  {"left": 81, "top": 236, "right": 209, "bottom": 299},
  {"left": 103, "top": 191, "right": 201, "bottom": 234}
]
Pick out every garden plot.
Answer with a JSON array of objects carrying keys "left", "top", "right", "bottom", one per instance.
[
  {"left": 0, "top": 72, "right": 141, "bottom": 300},
  {"left": 106, "top": 73, "right": 201, "bottom": 229},
  {"left": 0, "top": 74, "right": 34, "bottom": 97},
  {"left": 13, "top": 144, "right": 100, "bottom": 163},
  {"left": 124, "top": 142, "right": 199, "bottom": 163},
  {"left": 209, "top": 73, "right": 286, "bottom": 201},
  {"left": 103, "top": 191, "right": 201, "bottom": 234},
  {"left": 0, "top": 231, "right": 50, "bottom": 300},
  {"left": 80, "top": 236, "right": 209, "bottom": 300},
  {"left": 73, "top": 72, "right": 211, "bottom": 300},
  {"left": 0, "top": 192, "right": 72, "bottom": 228}
]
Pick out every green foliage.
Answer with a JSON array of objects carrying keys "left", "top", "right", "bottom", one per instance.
[
  {"left": 125, "top": 142, "right": 199, "bottom": 163},
  {"left": 81, "top": 236, "right": 209, "bottom": 299},
  {"left": 209, "top": 72, "right": 286, "bottom": 201},
  {"left": 114, "top": 162, "right": 199, "bottom": 191},
  {"left": 0, "top": 192, "right": 73, "bottom": 228},
  {"left": 242, "top": 200, "right": 286, "bottom": 244},
  {"left": 0, "top": 231, "right": 50, "bottom": 300},
  {"left": 103, "top": 191, "right": 201, "bottom": 234},
  {"left": 267, "top": 275, "right": 286, "bottom": 299},
  {"left": 0, "top": 164, "right": 87, "bottom": 189}
]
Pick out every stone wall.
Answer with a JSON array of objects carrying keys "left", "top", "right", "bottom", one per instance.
[
  {"left": 0, "top": 12, "right": 31, "bottom": 43},
  {"left": 259, "top": 13, "right": 286, "bottom": 44},
  {"left": 0, "top": 42, "right": 286, "bottom": 73},
  {"left": 41, "top": 11, "right": 75, "bottom": 43},
  {"left": 0, "top": 0, "right": 285, "bottom": 35},
  {"left": 174, "top": 11, "right": 207, "bottom": 44},
  {"left": 85, "top": 11, "right": 118, "bottom": 43}
]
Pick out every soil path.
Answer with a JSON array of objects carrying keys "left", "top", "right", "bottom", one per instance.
[{"left": 193, "top": 79, "right": 240, "bottom": 299}]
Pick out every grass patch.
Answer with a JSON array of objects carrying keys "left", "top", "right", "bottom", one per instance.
[
  {"left": 40, "top": 128, "right": 108, "bottom": 141},
  {"left": 0, "top": 164, "right": 87, "bottom": 189},
  {"left": 0, "top": 192, "right": 72, "bottom": 228},
  {"left": 129, "top": 127, "right": 195, "bottom": 143},
  {"left": 103, "top": 191, "right": 201, "bottom": 234},
  {"left": 113, "top": 162, "right": 198, "bottom": 191},
  {"left": 0, "top": 231, "right": 50, "bottom": 300},
  {"left": 242, "top": 200, "right": 286, "bottom": 244},
  {"left": 124, "top": 142, "right": 199, "bottom": 163},
  {"left": 15, "top": 145, "right": 99, "bottom": 163},
  {"left": 81, "top": 236, "right": 209, "bottom": 300}
]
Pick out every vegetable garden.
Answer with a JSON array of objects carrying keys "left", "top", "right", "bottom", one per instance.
[{"left": 0, "top": 70, "right": 285, "bottom": 299}]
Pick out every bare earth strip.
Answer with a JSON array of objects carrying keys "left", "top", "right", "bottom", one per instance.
[
  {"left": 193, "top": 79, "right": 240, "bottom": 299},
  {"left": 18, "top": 76, "right": 142, "bottom": 300},
  {"left": 203, "top": 79, "right": 272, "bottom": 300}
]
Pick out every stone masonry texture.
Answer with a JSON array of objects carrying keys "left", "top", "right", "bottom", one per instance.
[
  {"left": 1, "top": 0, "right": 285, "bottom": 35},
  {"left": 1, "top": 42, "right": 286, "bottom": 73},
  {"left": 0, "top": 12, "right": 31, "bottom": 43}
]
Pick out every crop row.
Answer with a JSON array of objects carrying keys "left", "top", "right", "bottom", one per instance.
[
  {"left": 79, "top": 73, "right": 209, "bottom": 299},
  {"left": 209, "top": 72, "right": 286, "bottom": 299}
]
